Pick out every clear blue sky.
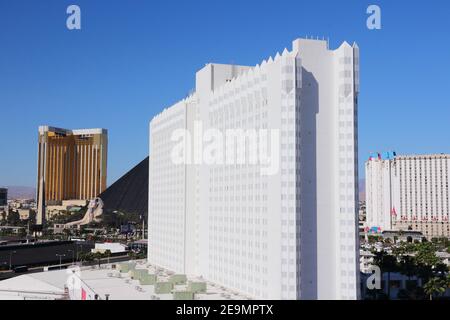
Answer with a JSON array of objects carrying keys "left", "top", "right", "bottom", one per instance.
[{"left": 0, "top": 0, "right": 449, "bottom": 187}]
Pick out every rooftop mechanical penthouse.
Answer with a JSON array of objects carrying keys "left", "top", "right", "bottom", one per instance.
[{"left": 148, "top": 38, "right": 360, "bottom": 299}]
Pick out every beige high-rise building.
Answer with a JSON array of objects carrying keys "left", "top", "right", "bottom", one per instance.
[
  {"left": 366, "top": 153, "right": 450, "bottom": 238},
  {"left": 36, "top": 126, "right": 108, "bottom": 224}
]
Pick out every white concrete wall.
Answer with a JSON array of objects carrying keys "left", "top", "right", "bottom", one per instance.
[
  {"left": 393, "top": 155, "right": 450, "bottom": 222},
  {"left": 93, "top": 243, "right": 127, "bottom": 254},
  {"left": 148, "top": 100, "right": 189, "bottom": 273},
  {"left": 366, "top": 158, "right": 393, "bottom": 231}
]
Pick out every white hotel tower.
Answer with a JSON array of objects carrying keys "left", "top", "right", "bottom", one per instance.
[
  {"left": 366, "top": 153, "right": 450, "bottom": 238},
  {"left": 149, "top": 38, "right": 360, "bottom": 300}
]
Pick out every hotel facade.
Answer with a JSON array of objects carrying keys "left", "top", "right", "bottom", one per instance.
[
  {"left": 149, "top": 38, "right": 360, "bottom": 299},
  {"left": 36, "top": 126, "right": 108, "bottom": 223},
  {"left": 366, "top": 153, "right": 450, "bottom": 238}
]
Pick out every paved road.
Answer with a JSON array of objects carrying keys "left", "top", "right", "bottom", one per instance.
[
  {"left": 0, "top": 241, "right": 94, "bottom": 269},
  {"left": 0, "top": 254, "right": 134, "bottom": 281}
]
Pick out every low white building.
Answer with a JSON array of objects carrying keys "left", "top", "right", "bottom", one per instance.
[
  {"left": 436, "top": 251, "right": 450, "bottom": 267},
  {"left": 0, "top": 261, "right": 250, "bottom": 300},
  {"left": 92, "top": 243, "right": 128, "bottom": 254},
  {"left": 0, "top": 269, "right": 68, "bottom": 300}
]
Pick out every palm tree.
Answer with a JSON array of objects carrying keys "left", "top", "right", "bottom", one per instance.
[
  {"left": 373, "top": 251, "right": 398, "bottom": 299},
  {"left": 104, "top": 250, "right": 112, "bottom": 265},
  {"left": 398, "top": 255, "right": 419, "bottom": 298},
  {"left": 415, "top": 242, "right": 439, "bottom": 267},
  {"left": 415, "top": 242, "right": 440, "bottom": 282},
  {"left": 399, "top": 255, "right": 416, "bottom": 281},
  {"left": 93, "top": 252, "right": 103, "bottom": 268},
  {"left": 63, "top": 228, "right": 71, "bottom": 240},
  {"left": 80, "top": 252, "right": 94, "bottom": 265},
  {"left": 128, "top": 251, "right": 137, "bottom": 260},
  {"left": 424, "top": 277, "right": 447, "bottom": 300}
]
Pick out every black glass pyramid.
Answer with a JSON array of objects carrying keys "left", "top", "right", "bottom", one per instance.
[{"left": 99, "top": 157, "right": 148, "bottom": 220}]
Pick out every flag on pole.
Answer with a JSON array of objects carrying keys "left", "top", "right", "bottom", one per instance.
[{"left": 391, "top": 207, "right": 397, "bottom": 216}]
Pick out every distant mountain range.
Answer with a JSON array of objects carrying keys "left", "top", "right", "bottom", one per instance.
[
  {"left": 4, "top": 186, "right": 36, "bottom": 200},
  {"left": 2, "top": 177, "right": 365, "bottom": 203}
]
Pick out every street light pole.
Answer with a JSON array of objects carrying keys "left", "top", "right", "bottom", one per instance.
[
  {"left": 141, "top": 215, "right": 145, "bottom": 240},
  {"left": 56, "top": 254, "right": 65, "bottom": 270}
]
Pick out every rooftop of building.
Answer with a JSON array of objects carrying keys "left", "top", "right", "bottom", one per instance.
[
  {"left": 395, "top": 153, "right": 450, "bottom": 159},
  {"left": 366, "top": 152, "right": 450, "bottom": 163},
  {"left": 0, "top": 260, "right": 253, "bottom": 300},
  {"left": 151, "top": 37, "right": 357, "bottom": 124},
  {"left": 38, "top": 126, "right": 107, "bottom": 135},
  {"left": 0, "top": 269, "right": 68, "bottom": 300}
]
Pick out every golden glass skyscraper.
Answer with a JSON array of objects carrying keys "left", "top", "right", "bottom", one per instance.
[{"left": 36, "top": 126, "right": 108, "bottom": 224}]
